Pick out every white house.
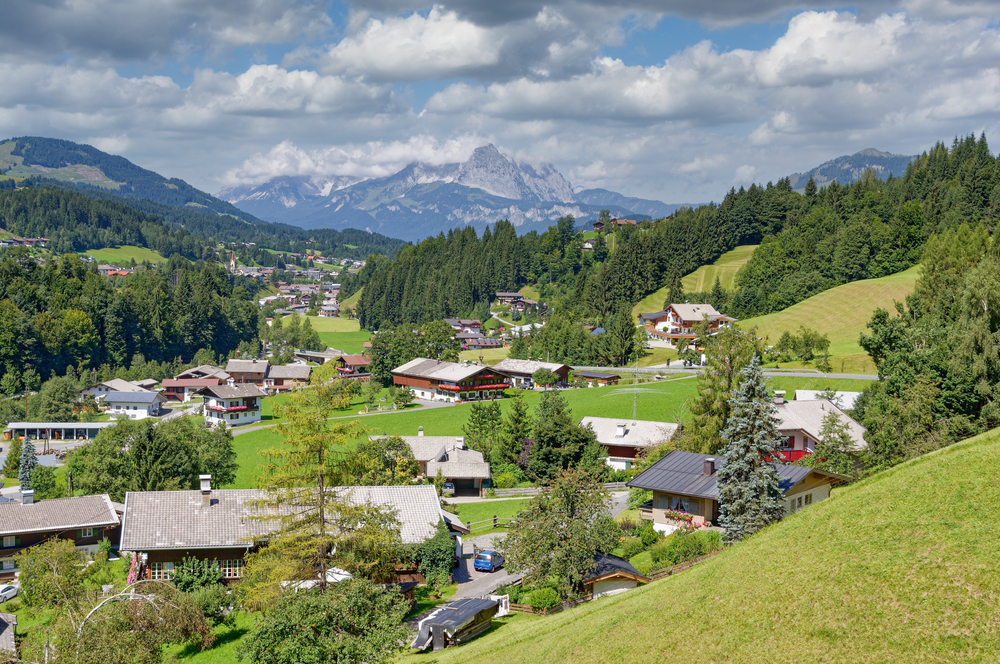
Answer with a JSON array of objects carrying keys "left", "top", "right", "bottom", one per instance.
[
  {"left": 103, "top": 391, "right": 166, "bottom": 420},
  {"left": 80, "top": 378, "right": 151, "bottom": 399},
  {"left": 200, "top": 384, "right": 266, "bottom": 427},
  {"left": 580, "top": 417, "right": 679, "bottom": 471}
]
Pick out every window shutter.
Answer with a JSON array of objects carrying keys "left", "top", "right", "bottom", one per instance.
[
  {"left": 77, "top": 530, "right": 82, "bottom": 538},
  {"left": 14, "top": 537, "right": 19, "bottom": 547}
]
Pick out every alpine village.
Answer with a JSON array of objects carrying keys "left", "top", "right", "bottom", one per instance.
[{"left": 0, "top": 32, "right": 999, "bottom": 664}]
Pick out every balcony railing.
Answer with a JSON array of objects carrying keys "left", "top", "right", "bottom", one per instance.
[{"left": 206, "top": 404, "right": 258, "bottom": 413}]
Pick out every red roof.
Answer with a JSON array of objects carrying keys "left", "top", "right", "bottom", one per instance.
[{"left": 340, "top": 354, "right": 371, "bottom": 366}]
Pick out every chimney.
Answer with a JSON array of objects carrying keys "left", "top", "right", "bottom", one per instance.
[
  {"left": 200, "top": 475, "right": 212, "bottom": 507},
  {"left": 21, "top": 490, "right": 34, "bottom": 505},
  {"left": 703, "top": 458, "right": 715, "bottom": 476},
  {"left": 773, "top": 390, "right": 786, "bottom": 405},
  {"left": 418, "top": 426, "right": 424, "bottom": 436},
  {"left": 616, "top": 424, "right": 626, "bottom": 438},
  {"left": 456, "top": 436, "right": 465, "bottom": 449}
]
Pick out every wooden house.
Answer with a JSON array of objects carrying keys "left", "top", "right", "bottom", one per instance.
[
  {"left": 392, "top": 358, "right": 512, "bottom": 402},
  {"left": 639, "top": 303, "right": 737, "bottom": 346},
  {"left": 200, "top": 384, "right": 266, "bottom": 427},
  {"left": 580, "top": 417, "right": 678, "bottom": 470},
  {"left": 224, "top": 358, "right": 270, "bottom": 386},
  {"left": 582, "top": 554, "right": 650, "bottom": 599}
]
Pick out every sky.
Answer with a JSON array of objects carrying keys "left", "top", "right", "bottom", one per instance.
[{"left": 1, "top": 0, "right": 999, "bottom": 205}]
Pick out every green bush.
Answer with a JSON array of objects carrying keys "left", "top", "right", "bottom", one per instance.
[
  {"left": 639, "top": 521, "right": 659, "bottom": 548},
  {"left": 620, "top": 537, "right": 645, "bottom": 559},
  {"left": 527, "top": 587, "right": 559, "bottom": 610},
  {"left": 618, "top": 517, "right": 641, "bottom": 537},
  {"left": 191, "top": 584, "right": 234, "bottom": 627},
  {"left": 496, "top": 583, "right": 523, "bottom": 603},
  {"left": 173, "top": 556, "right": 223, "bottom": 592},
  {"left": 650, "top": 531, "right": 722, "bottom": 567}
]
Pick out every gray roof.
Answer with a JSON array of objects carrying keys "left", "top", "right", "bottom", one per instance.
[
  {"left": 102, "top": 391, "right": 164, "bottom": 404},
  {"left": 89, "top": 378, "right": 150, "bottom": 393},
  {"left": 0, "top": 612, "right": 14, "bottom": 655},
  {"left": 120, "top": 484, "right": 444, "bottom": 551},
  {"left": 575, "top": 371, "right": 620, "bottom": 379},
  {"left": 794, "top": 390, "right": 862, "bottom": 411},
  {"left": 393, "top": 358, "right": 503, "bottom": 383},
  {"left": 627, "top": 450, "right": 845, "bottom": 498},
  {"left": 225, "top": 359, "right": 270, "bottom": 373},
  {"left": 267, "top": 364, "right": 312, "bottom": 380},
  {"left": 580, "top": 417, "right": 678, "bottom": 449},
  {"left": 200, "top": 384, "right": 267, "bottom": 399},
  {"left": 584, "top": 553, "right": 650, "bottom": 583},
  {"left": 774, "top": 399, "right": 867, "bottom": 451},
  {"left": 0, "top": 494, "right": 119, "bottom": 537},
  {"left": 492, "top": 358, "right": 569, "bottom": 376},
  {"left": 177, "top": 365, "right": 230, "bottom": 380},
  {"left": 426, "top": 447, "right": 491, "bottom": 480},
  {"left": 374, "top": 435, "right": 466, "bottom": 462}
]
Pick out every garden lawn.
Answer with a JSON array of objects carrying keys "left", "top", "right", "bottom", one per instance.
[
  {"left": 636, "top": 346, "right": 678, "bottom": 368},
  {"left": 291, "top": 313, "right": 372, "bottom": 353},
  {"left": 454, "top": 499, "right": 532, "bottom": 532},
  {"left": 741, "top": 264, "right": 920, "bottom": 375},
  {"left": 459, "top": 347, "right": 510, "bottom": 363},
  {"left": 166, "top": 613, "right": 258, "bottom": 663},
  {"left": 390, "top": 425, "right": 1000, "bottom": 664}
]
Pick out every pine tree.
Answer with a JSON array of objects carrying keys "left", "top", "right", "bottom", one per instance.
[
  {"left": 716, "top": 356, "right": 787, "bottom": 544},
  {"left": 496, "top": 395, "right": 533, "bottom": 465},
  {"left": 463, "top": 400, "right": 503, "bottom": 461},
  {"left": 3, "top": 437, "right": 21, "bottom": 480},
  {"left": 19, "top": 438, "right": 37, "bottom": 489}
]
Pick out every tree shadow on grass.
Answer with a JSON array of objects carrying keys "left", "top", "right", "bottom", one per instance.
[{"left": 172, "top": 625, "right": 250, "bottom": 658}]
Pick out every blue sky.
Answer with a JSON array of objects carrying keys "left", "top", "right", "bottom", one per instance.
[{"left": 0, "top": 0, "right": 998, "bottom": 205}]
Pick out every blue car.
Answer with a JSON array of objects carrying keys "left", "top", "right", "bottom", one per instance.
[{"left": 474, "top": 550, "right": 504, "bottom": 573}]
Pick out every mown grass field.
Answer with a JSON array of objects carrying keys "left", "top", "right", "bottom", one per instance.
[
  {"left": 293, "top": 313, "right": 372, "bottom": 353},
  {"left": 459, "top": 347, "right": 510, "bottom": 363},
  {"left": 740, "top": 265, "right": 920, "bottom": 374},
  {"left": 405, "top": 425, "right": 1000, "bottom": 663},
  {"left": 81, "top": 245, "right": 168, "bottom": 265},
  {"left": 227, "top": 375, "right": 869, "bottom": 490},
  {"left": 454, "top": 498, "right": 532, "bottom": 531},
  {"left": 632, "top": 245, "right": 758, "bottom": 317}
]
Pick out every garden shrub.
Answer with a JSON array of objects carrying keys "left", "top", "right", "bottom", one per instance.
[
  {"left": 650, "top": 531, "right": 722, "bottom": 567},
  {"left": 528, "top": 587, "right": 559, "bottom": 610},
  {"left": 496, "top": 583, "right": 523, "bottom": 603},
  {"left": 192, "top": 584, "right": 234, "bottom": 627},
  {"left": 173, "top": 556, "right": 222, "bottom": 592},
  {"left": 620, "top": 537, "right": 645, "bottom": 560},
  {"left": 639, "top": 521, "right": 659, "bottom": 548},
  {"left": 617, "top": 517, "right": 640, "bottom": 537}
]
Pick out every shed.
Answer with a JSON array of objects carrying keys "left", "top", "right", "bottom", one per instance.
[
  {"left": 582, "top": 553, "right": 650, "bottom": 599},
  {"left": 411, "top": 598, "right": 499, "bottom": 651}
]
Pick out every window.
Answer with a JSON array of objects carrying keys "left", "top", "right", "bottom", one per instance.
[
  {"left": 1, "top": 561, "right": 13, "bottom": 571},
  {"left": 2, "top": 537, "right": 13, "bottom": 548},
  {"left": 804, "top": 493, "right": 813, "bottom": 506},
  {"left": 230, "top": 414, "right": 238, "bottom": 420},
  {"left": 797, "top": 496, "right": 803, "bottom": 509},
  {"left": 150, "top": 562, "right": 174, "bottom": 580},
  {"left": 79, "top": 528, "right": 94, "bottom": 538},
  {"left": 220, "top": 559, "right": 243, "bottom": 579}
]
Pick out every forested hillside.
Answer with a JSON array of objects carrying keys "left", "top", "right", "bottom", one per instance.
[{"left": 0, "top": 249, "right": 262, "bottom": 385}]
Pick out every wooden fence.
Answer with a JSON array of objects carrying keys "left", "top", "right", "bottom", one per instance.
[
  {"left": 647, "top": 550, "right": 724, "bottom": 581},
  {"left": 466, "top": 516, "right": 517, "bottom": 533},
  {"left": 490, "top": 482, "right": 628, "bottom": 498}
]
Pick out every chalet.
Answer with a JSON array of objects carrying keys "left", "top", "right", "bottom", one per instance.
[
  {"left": 580, "top": 417, "right": 678, "bottom": 470},
  {"left": 0, "top": 492, "right": 121, "bottom": 579},
  {"left": 639, "top": 303, "right": 737, "bottom": 346},
  {"left": 495, "top": 292, "right": 523, "bottom": 305},
  {"left": 266, "top": 364, "right": 312, "bottom": 390},
  {"left": 176, "top": 365, "right": 230, "bottom": 382},
  {"left": 133, "top": 378, "right": 158, "bottom": 391},
  {"left": 18, "top": 237, "right": 48, "bottom": 247},
  {"left": 772, "top": 391, "right": 867, "bottom": 462},
  {"left": 225, "top": 358, "right": 269, "bottom": 386},
  {"left": 293, "top": 348, "right": 345, "bottom": 365},
  {"left": 582, "top": 553, "right": 650, "bottom": 599},
  {"left": 319, "top": 304, "right": 339, "bottom": 317},
  {"left": 103, "top": 391, "right": 166, "bottom": 420},
  {"left": 392, "top": 358, "right": 512, "bottom": 402},
  {"left": 371, "top": 431, "right": 491, "bottom": 495},
  {"left": 80, "top": 378, "right": 152, "bottom": 399},
  {"left": 161, "top": 377, "right": 224, "bottom": 402},
  {"left": 333, "top": 355, "right": 371, "bottom": 374},
  {"left": 458, "top": 334, "right": 503, "bottom": 350},
  {"left": 444, "top": 318, "right": 482, "bottom": 333},
  {"left": 575, "top": 371, "right": 621, "bottom": 386},
  {"left": 120, "top": 480, "right": 459, "bottom": 584},
  {"left": 627, "top": 450, "right": 849, "bottom": 533},
  {"left": 592, "top": 220, "right": 606, "bottom": 232},
  {"left": 594, "top": 219, "right": 637, "bottom": 231},
  {"left": 491, "top": 358, "right": 570, "bottom": 388},
  {"left": 582, "top": 241, "right": 594, "bottom": 251},
  {"left": 510, "top": 298, "right": 537, "bottom": 312},
  {"left": 200, "top": 384, "right": 266, "bottom": 427}
]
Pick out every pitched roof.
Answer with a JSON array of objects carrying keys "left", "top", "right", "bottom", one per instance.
[
  {"left": 199, "top": 384, "right": 267, "bottom": 399},
  {"left": 120, "top": 484, "right": 444, "bottom": 551},
  {"left": 94, "top": 378, "right": 149, "bottom": 393},
  {"left": 579, "top": 417, "right": 678, "bottom": 448},
  {"left": 583, "top": 553, "right": 650, "bottom": 583},
  {"left": 225, "top": 359, "right": 270, "bottom": 373},
  {"left": 627, "top": 450, "right": 847, "bottom": 498},
  {"left": 102, "top": 391, "right": 164, "bottom": 404},
  {"left": 267, "top": 364, "right": 312, "bottom": 380},
  {"left": 161, "top": 378, "right": 224, "bottom": 388},
  {"left": 774, "top": 399, "right": 867, "bottom": 451},
  {"left": 339, "top": 354, "right": 371, "bottom": 366},
  {"left": 575, "top": 371, "right": 620, "bottom": 380},
  {"left": 392, "top": 358, "right": 500, "bottom": 383},
  {"left": 176, "top": 365, "right": 229, "bottom": 380},
  {"left": 426, "top": 447, "right": 490, "bottom": 480},
  {"left": 491, "top": 358, "right": 568, "bottom": 376},
  {"left": 666, "top": 303, "right": 724, "bottom": 321},
  {"left": 0, "top": 494, "right": 119, "bottom": 536},
  {"left": 373, "top": 435, "right": 465, "bottom": 462},
  {"left": 0, "top": 612, "right": 14, "bottom": 655}
]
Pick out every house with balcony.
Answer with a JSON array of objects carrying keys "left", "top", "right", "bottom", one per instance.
[
  {"left": 224, "top": 358, "right": 269, "bottom": 386},
  {"left": 200, "top": 384, "right": 266, "bottom": 427},
  {"left": 580, "top": 417, "right": 679, "bottom": 470},
  {"left": 491, "top": 358, "right": 570, "bottom": 388},
  {"left": 175, "top": 365, "right": 230, "bottom": 382},
  {"left": 444, "top": 318, "right": 483, "bottom": 333},
  {"left": 495, "top": 292, "right": 523, "bottom": 305},
  {"left": 266, "top": 364, "right": 312, "bottom": 391},
  {"left": 104, "top": 391, "right": 166, "bottom": 420},
  {"left": 333, "top": 355, "right": 371, "bottom": 375},
  {"left": 392, "top": 358, "right": 513, "bottom": 402},
  {"left": 370, "top": 431, "right": 491, "bottom": 495},
  {"left": 161, "top": 377, "right": 224, "bottom": 402},
  {"left": 638, "top": 303, "right": 737, "bottom": 347},
  {"left": 0, "top": 492, "right": 121, "bottom": 580},
  {"left": 772, "top": 391, "right": 867, "bottom": 462},
  {"left": 627, "top": 450, "right": 848, "bottom": 534}
]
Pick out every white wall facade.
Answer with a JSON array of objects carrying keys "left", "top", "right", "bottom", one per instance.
[
  {"left": 592, "top": 578, "right": 637, "bottom": 599},
  {"left": 203, "top": 396, "right": 261, "bottom": 427}
]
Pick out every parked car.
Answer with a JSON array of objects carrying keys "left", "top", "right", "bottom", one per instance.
[
  {"left": 441, "top": 482, "right": 455, "bottom": 496},
  {"left": 474, "top": 550, "right": 504, "bottom": 573},
  {"left": 0, "top": 585, "right": 16, "bottom": 602}
]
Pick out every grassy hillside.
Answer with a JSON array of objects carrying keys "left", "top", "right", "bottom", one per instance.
[
  {"left": 740, "top": 265, "right": 920, "bottom": 374},
  {"left": 82, "top": 245, "right": 168, "bottom": 265},
  {"left": 632, "top": 245, "right": 758, "bottom": 317},
  {"left": 293, "top": 313, "right": 371, "bottom": 353},
  {"left": 403, "top": 426, "right": 1000, "bottom": 663}
]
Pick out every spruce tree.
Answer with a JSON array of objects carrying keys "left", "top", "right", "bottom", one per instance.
[
  {"left": 716, "top": 355, "right": 786, "bottom": 544},
  {"left": 19, "top": 438, "right": 37, "bottom": 489},
  {"left": 3, "top": 437, "right": 21, "bottom": 480}
]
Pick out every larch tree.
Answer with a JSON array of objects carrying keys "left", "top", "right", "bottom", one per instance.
[{"left": 716, "top": 355, "right": 787, "bottom": 544}]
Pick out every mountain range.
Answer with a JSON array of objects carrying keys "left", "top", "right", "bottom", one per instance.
[
  {"left": 218, "top": 145, "right": 688, "bottom": 241},
  {"left": 786, "top": 148, "right": 917, "bottom": 191}
]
